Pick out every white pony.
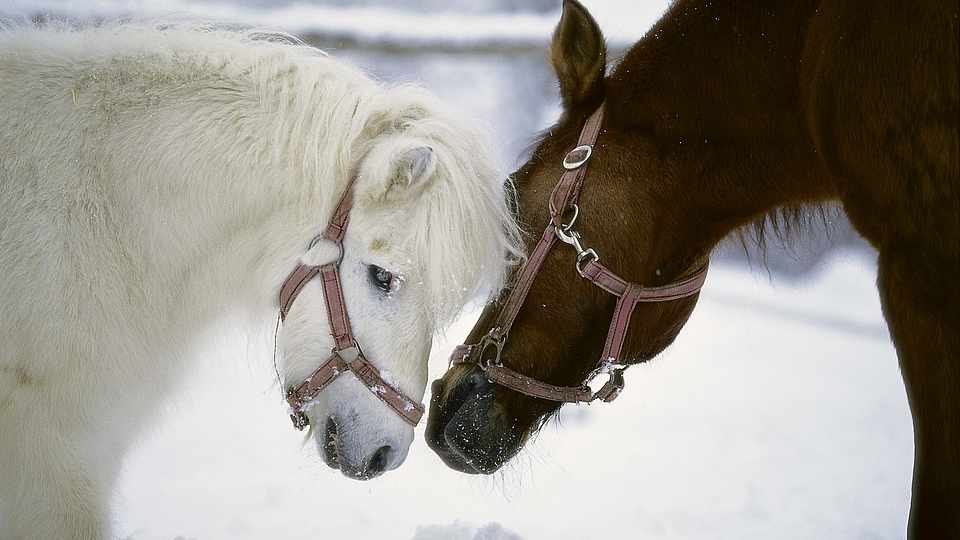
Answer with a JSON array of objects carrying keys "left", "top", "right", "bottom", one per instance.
[{"left": 0, "top": 24, "right": 520, "bottom": 539}]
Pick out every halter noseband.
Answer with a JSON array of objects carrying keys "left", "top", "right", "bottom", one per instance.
[
  {"left": 278, "top": 177, "right": 425, "bottom": 430},
  {"left": 451, "top": 103, "right": 709, "bottom": 404}
]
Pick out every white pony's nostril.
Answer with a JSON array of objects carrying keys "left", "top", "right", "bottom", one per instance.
[
  {"left": 366, "top": 445, "right": 392, "bottom": 476},
  {"left": 322, "top": 417, "right": 340, "bottom": 470}
]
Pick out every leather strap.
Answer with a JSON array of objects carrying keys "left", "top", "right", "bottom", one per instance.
[
  {"left": 279, "top": 264, "right": 321, "bottom": 321},
  {"left": 286, "top": 347, "right": 424, "bottom": 427},
  {"left": 487, "top": 106, "right": 608, "bottom": 341},
  {"left": 492, "top": 225, "right": 558, "bottom": 337},
  {"left": 347, "top": 354, "right": 425, "bottom": 425},
  {"left": 580, "top": 260, "right": 709, "bottom": 301},
  {"left": 279, "top": 176, "right": 425, "bottom": 429},
  {"left": 320, "top": 264, "right": 354, "bottom": 351},
  {"left": 484, "top": 364, "right": 593, "bottom": 403},
  {"left": 600, "top": 285, "right": 644, "bottom": 364},
  {"left": 450, "top": 345, "right": 603, "bottom": 404},
  {"left": 323, "top": 179, "right": 355, "bottom": 243},
  {"left": 549, "top": 104, "right": 606, "bottom": 221}
]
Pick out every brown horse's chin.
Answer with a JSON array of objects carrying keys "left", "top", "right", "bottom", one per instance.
[{"left": 425, "top": 366, "right": 528, "bottom": 474}]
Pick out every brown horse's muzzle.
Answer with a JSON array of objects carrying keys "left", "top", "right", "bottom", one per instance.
[{"left": 425, "top": 365, "right": 527, "bottom": 474}]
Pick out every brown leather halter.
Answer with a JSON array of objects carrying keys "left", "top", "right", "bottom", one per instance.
[
  {"left": 451, "top": 103, "right": 709, "bottom": 403},
  {"left": 278, "top": 177, "right": 425, "bottom": 430}
]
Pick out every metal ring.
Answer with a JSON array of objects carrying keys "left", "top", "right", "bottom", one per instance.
[
  {"left": 477, "top": 329, "right": 506, "bottom": 368},
  {"left": 559, "top": 204, "right": 579, "bottom": 232},
  {"left": 554, "top": 225, "right": 585, "bottom": 254},
  {"left": 563, "top": 145, "right": 593, "bottom": 170}
]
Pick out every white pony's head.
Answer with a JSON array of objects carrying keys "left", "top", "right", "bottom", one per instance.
[{"left": 277, "top": 85, "right": 522, "bottom": 479}]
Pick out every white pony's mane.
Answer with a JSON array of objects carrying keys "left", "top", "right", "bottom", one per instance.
[{"left": 0, "top": 20, "right": 523, "bottom": 327}]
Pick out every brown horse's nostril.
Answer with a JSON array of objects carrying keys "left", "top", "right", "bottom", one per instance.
[
  {"left": 463, "top": 368, "right": 492, "bottom": 395},
  {"left": 430, "top": 378, "right": 445, "bottom": 398},
  {"left": 366, "top": 445, "right": 392, "bottom": 476},
  {"left": 427, "top": 365, "right": 525, "bottom": 475}
]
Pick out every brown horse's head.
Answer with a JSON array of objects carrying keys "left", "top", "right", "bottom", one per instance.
[{"left": 425, "top": 0, "right": 712, "bottom": 474}]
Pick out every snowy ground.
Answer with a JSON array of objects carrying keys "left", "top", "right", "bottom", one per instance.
[
  {"left": 2, "top": 2, "right": 913, "bottom": 538},
  {"left": 115, "top": 253, "right": 912, "bottom": 540}
]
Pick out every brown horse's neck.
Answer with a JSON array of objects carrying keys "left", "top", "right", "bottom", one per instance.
[{"left": 606, "top": 0, "right": 837, "bottom": 272}]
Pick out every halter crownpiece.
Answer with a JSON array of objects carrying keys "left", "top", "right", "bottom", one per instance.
[
  {"left": 278, "top": 177, "right": 425, "bottom": 431},
  {"left": 452, "top": 103, "right": 709, "bottom": 404}
]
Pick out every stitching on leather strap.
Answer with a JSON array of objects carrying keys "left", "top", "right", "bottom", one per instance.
[
  {"left": 493, "top": 225, "right": 558, "bottom": 335},
  {"left": 320, "top": 264, "right": 354, "bottom": 350},
  {"left": 483, "top": 364, "right": 593, "bottom": 403},
  {"left": 601, "top": 285, "right": 643, "bottom": 364}
]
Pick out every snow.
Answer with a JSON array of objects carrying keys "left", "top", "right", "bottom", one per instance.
[
  {"left": 2, "top": 0, "right": 667, "bottom": 47},
  {"left": 114, "top": 252, "right": 912, "bottom": 540},
  {"left": 413, "top": 521, "right": 524, "bottom": 540}
]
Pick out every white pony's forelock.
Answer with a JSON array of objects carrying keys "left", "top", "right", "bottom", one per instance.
[{"left": 354, "top": 88, "right": 525, "bottom": 326}]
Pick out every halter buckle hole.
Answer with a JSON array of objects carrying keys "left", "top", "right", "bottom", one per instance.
[{"left": 563, "top": 145, "right": 593, "bottom": 170}]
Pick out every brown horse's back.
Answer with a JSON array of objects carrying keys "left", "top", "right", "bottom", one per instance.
[{"left": 802, "top": 0, "right": 959, "bottom": 255}]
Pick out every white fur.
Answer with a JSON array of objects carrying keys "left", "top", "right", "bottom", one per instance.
[{"left": 0, "top": 23, "right": 521, "bottom": 540}]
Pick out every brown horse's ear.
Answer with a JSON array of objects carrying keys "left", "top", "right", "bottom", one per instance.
[{"left": 550, "top": 0, "right": 607, "bottom": 109}]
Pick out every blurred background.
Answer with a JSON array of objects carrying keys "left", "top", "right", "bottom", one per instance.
[{"left": 1, "top": 1, "right": 911, "bottom": 539}]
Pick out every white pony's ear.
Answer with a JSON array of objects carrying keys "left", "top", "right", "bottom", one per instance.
[{"left": 359, "top": 141, "right": 438, "bottom": 202}]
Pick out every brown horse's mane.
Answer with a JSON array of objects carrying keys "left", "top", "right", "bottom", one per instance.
[{"left": 737, "top": 203, "right": 837, "bottom": 268}]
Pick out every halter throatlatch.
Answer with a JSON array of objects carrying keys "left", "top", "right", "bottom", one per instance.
[
  {"left": 278, "top": 178, "right": 425, "bottom": 430},
  {"left": 452, "top": 103, "right": 709, "bottom": 404}
]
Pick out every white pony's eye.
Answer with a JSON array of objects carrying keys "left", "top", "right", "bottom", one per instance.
[{"left": 368, "top": 265, "right": 395, "bottom": 293}]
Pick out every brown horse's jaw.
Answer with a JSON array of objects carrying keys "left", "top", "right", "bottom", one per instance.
[{"left": 425, "top": 367, "right": 524, "bottom": 474}]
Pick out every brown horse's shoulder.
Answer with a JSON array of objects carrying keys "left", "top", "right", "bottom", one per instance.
[{"left": 800, "top": 0, "right": 959, "bottom": 252}]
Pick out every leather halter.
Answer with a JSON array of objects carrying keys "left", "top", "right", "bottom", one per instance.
[
  {"left": 452, "top": 103, "right": 709, "bottom": 404},
  {"left": 278, "top": 177, "right": 425, "bottom": 430}
]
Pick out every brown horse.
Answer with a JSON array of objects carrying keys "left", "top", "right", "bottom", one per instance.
[{"left": 426, "top": 0, "right": 958, "bottom": 537}]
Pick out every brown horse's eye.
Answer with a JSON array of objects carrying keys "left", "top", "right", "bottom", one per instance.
[{"left": 368, "top": 265, "right": 394, "bottom": 293}]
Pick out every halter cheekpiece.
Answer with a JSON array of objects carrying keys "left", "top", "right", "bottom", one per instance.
[
  {"left": 451, "top": 103, "right": 709, "bottom": 404},
  {"left": 278, "top": 177, "right": 425, "bottom": 430}
]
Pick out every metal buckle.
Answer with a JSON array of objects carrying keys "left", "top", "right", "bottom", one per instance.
[
  {"left": 477, "top": 329, "right": 506, "bottom": 368},
  {"left": 555, "top": 225, "right": 585, "bottom": 254},
  {"left": 563, "top": 145, "right": 593, "bottom": 170},
  {"left": 599, "top": 369, "right": 625, "bottom": 403},
  {"left": 576, "top": 249, "right": 599, "bottom": 276}
]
